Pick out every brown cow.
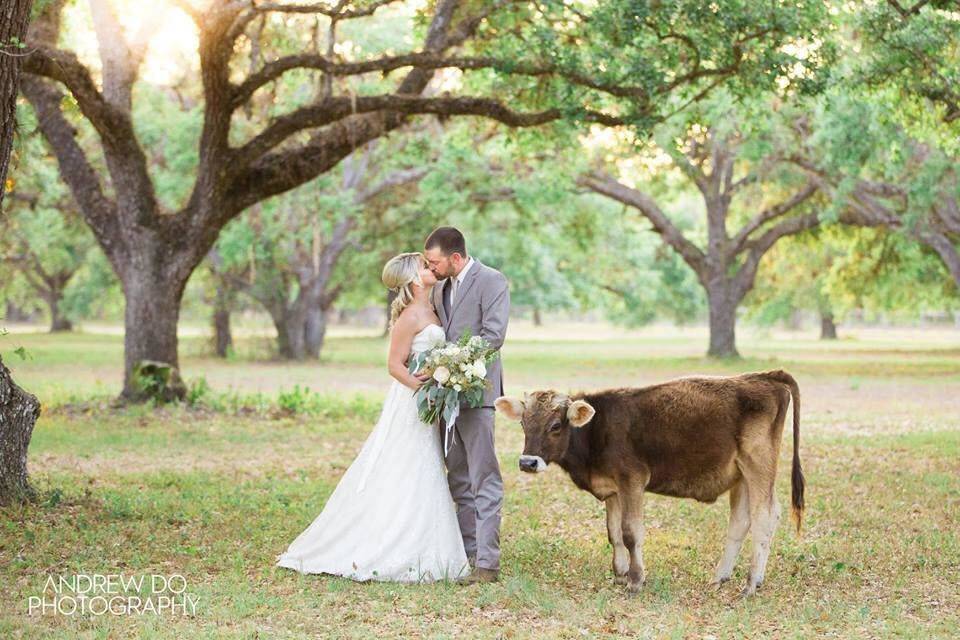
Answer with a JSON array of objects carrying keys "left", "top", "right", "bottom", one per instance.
[{"left": 495, "top": 370, "right": 804, "bottom": 597}]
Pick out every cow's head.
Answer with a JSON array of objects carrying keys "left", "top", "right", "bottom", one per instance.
[{"left": 495, "top": 391, "right": 595, "bottom": 473}]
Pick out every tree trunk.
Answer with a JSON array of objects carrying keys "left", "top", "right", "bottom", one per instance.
[
  {"left": 918, "top": 231, "right": 960, "bottom": 293},
  {"left": 212, "top": 284, "right": 232, "bottom": 358},
  {"left": 532, "top": 307, "right": 543, "bottom": 326},
  {"left": 1, "top": 0, "right": 41, "bottom": 504},
  {"left": 786, "top": 309, "right": 803, "bottom": 331},
  {"left": 706, "top": 283, "right": 740, "bottom": 358},
  {"left": 121, "top": 267, "right": 188, "bottom": 400},
  {"left": 0, "top": 0, "right": 34, "bottom": 212},
  {"left": 0, "top": 354, "right": 40, "bottom": 505},
  {"left": 46, "top": 294, "right": 73, "bottom": 332},
  {"left": 282, "top": 311, "right": 307, "bottom": 360},
  {"left": 269, "top": 305, "right": 307, "bottom": 360},
  {"left": 820, "top": 311, "right": 838, "bottom": 340},
  {"left": 5, "top": 301, "right": 32, "bottom": 323},
  {"left": 272, "top": 312, "right": 292, "bottom": 359},
  {"left": 304, "top": 306, "right": 327, "bottom": 359}
]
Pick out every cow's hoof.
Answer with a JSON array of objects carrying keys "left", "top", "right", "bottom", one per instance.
[
  {"left": 614, "top": 574, "right": 628, "bottom": 586},
  {"left": 708, "top": 577, "right": 730, "bottom": 591},
  {"left": 738, "top": 583, "right": 760, "bottom": 599},
  {"left": 625, "top": 580, "right": 644, "bottom": 595}
]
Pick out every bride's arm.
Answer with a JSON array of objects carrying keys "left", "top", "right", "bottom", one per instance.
[{"left": 387, "top": 316, "right": 426, "bottom": 391}]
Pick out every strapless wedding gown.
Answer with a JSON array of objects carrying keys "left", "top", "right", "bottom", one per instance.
[{"left": 275, "top": 324, "right": 469, "bottom": 582}]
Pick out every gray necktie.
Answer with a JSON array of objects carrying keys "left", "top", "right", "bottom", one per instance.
[
  {"left": 451, "top": 277, "right": 460, "bottom": 307},
  {"left": 442, "top": 279, "right": 452, "bottom": 319}
]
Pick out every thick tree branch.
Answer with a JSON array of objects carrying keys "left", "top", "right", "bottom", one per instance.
[
  {"left": 89, "top": 0, "right": 149, "bottom": 111},
  {"left": 18, "top": 76, "right": 120, "bottom": 256},
  {"left": 212, "top": 0, "right": 464, "bottom": 226},
  {"left": 394, "top": 0, "right": 459, "bottom": 95},
  {"left": 933, "top": 196, "right": 960, "bottom": 234},
  {"left": 731, "top": 183, "right": 818, "bottom": 253},
  {"left": 734, "top": 211, "right": 822, "bottom": 299},
  {"left": 661, "top": 142, "right": 710, "bottom": 196},
  {"left": 886, "top": 0, "right": 935, "bottom": 18},
  {"left": 231, "top": 94, "right": 566, "bottom": 169},
  {"left": 224, "top": 114, "right": 385, "bottom": 220},
  {"left": 915, "top": 228, "right": 960, "bottom": 284},
  {"left": 24, "top": 28, "right": 158, "bottom": 228},
  {"left": 355, "top": 166, "right": 428, "bottom": 202},
  {"left": 578, "top": 171, "right": 708, "bottom": 275},
  {"left": 188, "top": 3, "right": 246, "bottom": 222},
  {"left": 251, "top": 0, "right": 401, "bottom": 19},
  {"left": 22, "top": 46, "right": 121, "bottom": 141},
  {"left": 232, "top": 51, "right": 652, "bottom": 109}
]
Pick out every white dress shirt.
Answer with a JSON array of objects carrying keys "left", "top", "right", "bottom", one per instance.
[{"left": 451, "top": 257, "right": 474, "bottom": 305}]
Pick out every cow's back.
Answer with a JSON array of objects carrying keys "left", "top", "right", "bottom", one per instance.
[{"left": 583, "top": 376, "right": 784, "bottom": 502}]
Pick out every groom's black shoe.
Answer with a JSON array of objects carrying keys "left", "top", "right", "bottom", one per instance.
[{"left": 457, "top": 567, "right": 499, "bottom": 585}]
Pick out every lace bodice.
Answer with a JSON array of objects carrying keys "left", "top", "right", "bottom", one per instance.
[{"left": 411, "top": 324, "right": 446, "bottom": 354}]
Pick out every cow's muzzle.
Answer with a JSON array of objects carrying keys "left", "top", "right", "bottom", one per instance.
[{"left": 519, "top": 455, "right": 547, "bottom": 473}]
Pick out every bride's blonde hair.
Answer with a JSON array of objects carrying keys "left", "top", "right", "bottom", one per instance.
[{"left": 382, "top": 252, "right": 426, "bottom": 329}]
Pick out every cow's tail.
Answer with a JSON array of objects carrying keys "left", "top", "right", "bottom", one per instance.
[{"left": 764, "top": 370, "right": 804, "bottom": 535}]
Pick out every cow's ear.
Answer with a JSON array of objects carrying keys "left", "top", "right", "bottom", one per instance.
[
  {"left": 494, "top": 396, "right": 524, "bottom": 421},
  {"left": 567, "top": 399, "right": 595, "bottom": 427}
]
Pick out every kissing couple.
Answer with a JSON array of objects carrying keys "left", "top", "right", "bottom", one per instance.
[{"left": 276, "top": 226, "right": 510, "bottom": 585}]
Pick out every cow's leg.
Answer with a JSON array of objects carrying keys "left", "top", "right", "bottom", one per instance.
[
  {"left": 736, "top": 409, "right": 787, "bottom": 597},
  {"left": 742, "top": 470, "right": 782, "bottom": 597},
  {"left": 711, "top": 478, "right": 750, "bottom": 588},
  {"left": 618, "top": 483, "right": 646, "bottom": 594},
  {"left": 605, "top": 495, "right": 629, "bottom": 585}
]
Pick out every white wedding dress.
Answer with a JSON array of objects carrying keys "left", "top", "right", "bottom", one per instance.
[{"left": 275, "top": 324, "right": 469, "bottom": 583}]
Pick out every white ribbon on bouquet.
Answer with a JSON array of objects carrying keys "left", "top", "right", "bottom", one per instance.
[{"left": 442, "top": 403, "right": 460, "bottom": 457}]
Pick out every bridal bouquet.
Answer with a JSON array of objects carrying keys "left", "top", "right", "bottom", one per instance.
[{"left": 408, "top": 333, "right": 499, "bottom": 429}]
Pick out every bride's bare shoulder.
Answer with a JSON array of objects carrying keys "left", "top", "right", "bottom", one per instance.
[
  {"left": 392, "top": 309, "right": 417, "bottom": 332},
  {"left": 393, "top": 307, "right": 432, "bottom": 338}
]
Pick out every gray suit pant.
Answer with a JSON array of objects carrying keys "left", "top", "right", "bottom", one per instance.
[{"left": 443, "top": 406, "right": 503, "bottom": 571}]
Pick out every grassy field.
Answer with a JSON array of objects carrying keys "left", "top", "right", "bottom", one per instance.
[{"left": 1, "top": 322, "right": 959, "bottom": 638}]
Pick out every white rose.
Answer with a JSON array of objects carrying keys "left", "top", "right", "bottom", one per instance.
[
  {"left": 433, "top": 366, "right": 450, "bottom": 384},
  {"left": 472, "top": 359, "right": 486, "bottom": 378}
]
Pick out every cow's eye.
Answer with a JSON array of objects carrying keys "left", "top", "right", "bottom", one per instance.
[{"left": 549, "top": 422, "right": 562, "bottom": 433}]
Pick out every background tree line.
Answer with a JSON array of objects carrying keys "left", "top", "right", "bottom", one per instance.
[{"left": 1, "top": 0, "right": 958, "bottom": 394}]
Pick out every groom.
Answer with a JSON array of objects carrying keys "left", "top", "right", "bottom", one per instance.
[{"left": 423, "top": 227, "right": 510, "bottom": 584}]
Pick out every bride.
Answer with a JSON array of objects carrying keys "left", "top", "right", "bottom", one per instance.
[{"left": 275, "top": 252, "right": 469, "bottom": 583}]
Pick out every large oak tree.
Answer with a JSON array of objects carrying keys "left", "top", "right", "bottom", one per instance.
[{"left": 580, "top": 115, "right": 823, "bottom": 357}]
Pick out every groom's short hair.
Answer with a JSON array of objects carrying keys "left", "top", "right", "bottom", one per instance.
[{"left": 425, "top": 226, "right": 467, "bottom": 258}]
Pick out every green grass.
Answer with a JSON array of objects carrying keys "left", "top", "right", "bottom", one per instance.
[{"left": 1, "top": 324, "right": 959, "bottom": 638}]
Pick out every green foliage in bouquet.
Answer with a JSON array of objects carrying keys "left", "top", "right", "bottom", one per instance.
[{"left": 407, "top": 332, "right": 499, "bottom": 426}]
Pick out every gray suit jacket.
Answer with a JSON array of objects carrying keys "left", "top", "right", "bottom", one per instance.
[{"left": 431, "top": 259, "right": 510, "bottom": 408}]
